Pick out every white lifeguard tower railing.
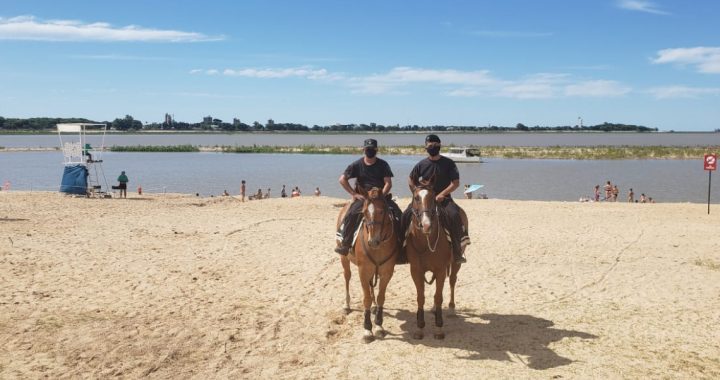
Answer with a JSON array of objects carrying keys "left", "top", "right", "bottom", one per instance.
[{"left": 57, "top": 123, "right": 110, "bottom": 196}]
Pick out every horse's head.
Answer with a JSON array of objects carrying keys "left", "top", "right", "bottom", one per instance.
[
  {"left": 411, "top": 178, "right": 437, "bottom": 235},
  {"left": 362, "top": 187, "right": 389, "bottom": 248}
]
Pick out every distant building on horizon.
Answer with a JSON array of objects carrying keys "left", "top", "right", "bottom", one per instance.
[
  {"left": 164, "top": 113, "right": 174, "bottom": 125},
  {"left": 203, "top": 115, "right": 213, "bottom": 124}
]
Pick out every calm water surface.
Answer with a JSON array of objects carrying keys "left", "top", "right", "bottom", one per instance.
[
  {"left": 1, "top": 151, "right": 715, "bottom": 203},
  {"left": 3, "top": 132, "right": 720, "bottom": 148}
]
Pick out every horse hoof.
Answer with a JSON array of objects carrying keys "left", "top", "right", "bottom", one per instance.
[
  {"left": 373, "top": 327, "right": 386, "bottom": 338},
  {"left": 448, "top": 302, "right": 455, "bottom": 310},
  {"left": 434, "top": 332, "right": 445, "bottom": 340},
  {"left": 362, "top": 332, "right": 375, "bottom": 343},
  {"left": 343, "top": 307, "right": 352, "bottom": 315},
  {"left": 413, "top": 331, "right": 424, "bottom": 340}
]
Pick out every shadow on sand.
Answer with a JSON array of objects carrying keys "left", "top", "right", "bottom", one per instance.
[{"left": 387, "top": 309, "right": 597, "bottom": 370}]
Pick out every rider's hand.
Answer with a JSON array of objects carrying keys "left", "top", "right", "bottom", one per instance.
[
  {"left": 435, "top": 193, "right": 446, "bottom": 203},
  {"left": 352, "top": 193, "right": 365, "bottom": 201}
]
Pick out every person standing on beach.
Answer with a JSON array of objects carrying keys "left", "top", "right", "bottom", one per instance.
[
  {"left": 117, "top": 171, "right": 129, "bottom": 198},
  {"left": 604, "top": 181, "right": 612, "bottom": 201},
  {"left": 335, "top": 138, "right": 400, "bottom": 256},
  {"left": 281, "top": 185, "right": 287, "bottom": 198},
  {"left": 612, "top": 185, "right": 619, "bottom": 202},
  {"left": 240, "top": 180, "right": 246, "bottom": 202},
  {"left": 628, "top": 188, "right": 634, "bottom": 203},
  {"left": 314, "top": 187, "right": 321, "bottom": 196},
  {"left": 401, "top": 134, "right": 469, "bottom": 264},
  {"left": 594, "top": 185, "right": 600, "bottom": 202}
]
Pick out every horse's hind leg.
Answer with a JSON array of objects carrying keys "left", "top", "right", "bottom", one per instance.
[
  {"left": 448, "top": 262, "right": 460, "bottom": 312},
  {"left": 341, "top": 256, "right": 351, "bottom": 314},
  {"left": 433, "top": 270, "right": 447, "bottom": 339},
  {"left": 409, "top": 264, "right": 426, "bottom": 339}
]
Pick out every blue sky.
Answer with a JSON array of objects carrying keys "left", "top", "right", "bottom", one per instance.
[{"left": 1, "top": 0, "right": 719, "bottom": 131}]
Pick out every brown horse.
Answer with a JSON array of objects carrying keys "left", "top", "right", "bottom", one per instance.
[
  {"left": 337, "top": 187, "right": 399, "bottom": 342},
  {"left": 406, "top": 180, "right": 465, "bottom": 339}
]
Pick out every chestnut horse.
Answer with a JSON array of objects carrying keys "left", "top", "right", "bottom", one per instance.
[
  {"left": 406, "top": 180, "right": 466, "bottom": 339},
  {"left": 337, "top": 187, "right": 399, "bottom": 342}
]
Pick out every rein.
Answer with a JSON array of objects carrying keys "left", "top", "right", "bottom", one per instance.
[
  {"left": 360, "top": 207, "right": 396, "bottom": 288},
  {"left": 411, "top": 204, "right": 441, "bottom": 253}
]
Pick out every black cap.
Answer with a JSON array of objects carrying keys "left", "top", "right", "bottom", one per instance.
[
  {"left": 364, "top": 138, "right": 378, "bottom": 148},
  {"left": 425, "top": 134, "right": 441, "bottom": 143}
]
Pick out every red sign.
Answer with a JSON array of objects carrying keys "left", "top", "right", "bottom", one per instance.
[{"left": 705, "top": 154, "right": 717, "bottom": 171}]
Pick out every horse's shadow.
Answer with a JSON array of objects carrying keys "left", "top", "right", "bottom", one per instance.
[{"left": 385, "top": 309, "right": 597, "bottom": 370}]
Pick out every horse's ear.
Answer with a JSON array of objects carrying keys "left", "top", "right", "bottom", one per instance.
[
  {"left": 368, "top": 187, "right": 380, "bottom": 199},
  {"left": 428, "top": 171, "right": 437, "bottom": 186}
]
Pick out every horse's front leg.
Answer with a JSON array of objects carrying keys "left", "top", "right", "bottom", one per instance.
[
  {"left": 409, "top": 261, "right": 426, "bottom": 339},
  {"left": 359, "top": 270, "right": 375, "bottom": 343},
  {"left": 373, "top": 261, "right": 395, "bottom": 338},
  {"left": 433, "top": 269, "right": 447, "bottom": 339}
]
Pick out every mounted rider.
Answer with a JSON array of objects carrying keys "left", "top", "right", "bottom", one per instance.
[
  {"left": 402, "top": 134, "right": 469, "bottom": 264},
  {"left": 335, "top": 138, "right": 401, "bottom": 256}
]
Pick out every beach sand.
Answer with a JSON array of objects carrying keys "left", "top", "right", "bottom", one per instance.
[{"left": 1, "top": 192, "right": 719, "bottom": 378}]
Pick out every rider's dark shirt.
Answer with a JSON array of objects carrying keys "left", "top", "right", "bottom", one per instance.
[
  {"left": 409, "top": 156, "right": 459, "bottom": 197},
  {"left": 343, "top": 158, "right": 393, "bottom": 191}
]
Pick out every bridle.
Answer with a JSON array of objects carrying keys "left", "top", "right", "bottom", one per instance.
[
  {"left": 410, "top": 186, "right": 441, "bottom": 253},
  {"left": 360, "top": 194, "right": 396, "bottom": 287}
]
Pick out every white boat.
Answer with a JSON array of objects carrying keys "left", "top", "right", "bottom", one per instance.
[{"left": 444, "top": 147, "right": 482, "bottom": 163}]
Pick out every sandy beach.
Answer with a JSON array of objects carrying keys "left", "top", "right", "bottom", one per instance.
[{"left": 1, "top": 192, "right": 719, "bottom": 378}]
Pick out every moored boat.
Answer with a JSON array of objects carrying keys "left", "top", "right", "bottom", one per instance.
[{"left": 444, "top": 147, "right": 481, "bottom": 163}]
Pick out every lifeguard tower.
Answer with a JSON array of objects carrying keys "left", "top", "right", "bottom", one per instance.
[{"left": 57, "top": 123, "right": 110, "bottom": 197}]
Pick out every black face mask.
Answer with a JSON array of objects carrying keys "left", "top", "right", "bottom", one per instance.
[
  {"left": 426, "top": 146, "right": 441, "bottom": 156},
  {"left": 365, "top": 149, "right": 377, "bottom": 158}
]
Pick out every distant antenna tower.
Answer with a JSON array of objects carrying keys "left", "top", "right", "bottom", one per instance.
[{"left": 578, "top": 117, "right": 583, "bottom": 128}]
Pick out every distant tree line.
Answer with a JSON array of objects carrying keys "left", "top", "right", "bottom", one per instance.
[{"left": 0, "top": 115, "right": 659, "bottom": 132}]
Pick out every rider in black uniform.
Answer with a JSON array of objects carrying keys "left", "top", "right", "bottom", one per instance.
[
  {"left": 402, "top": 134, "right": 469, "bottom": 264},
  {"left": 335, "top": 139, "right": 401, "bottom": 256}
]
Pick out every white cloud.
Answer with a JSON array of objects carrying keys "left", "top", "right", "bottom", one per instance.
[
  {"left": 195, "top": 64, "right": 632, "bottom": 100},
  {"left": 648, "top": 86, "right": 720, "bottom": 99},
  {"left": 221, "top": 67, "right": 342, "bottom": 80},
  {"left": 0, "top": 15, "right": 221, "bottom": 42},
  {"left": 71, "top": 54, "right": 167, "bottom": 61},
  {"left": 617, "top": 0, "right": 669, "bottom": 15},
  {"left": 447, "top": 88, "right": 480, "bottom": 97},
  {"left": 652, "top": 47, "right": 720, "bottom": 74},
  {"left": 350, "top": 67, "right": 497, "bottom": 94},
  {"left": 564, "top": 80, "right": 631, "bottom": 97}
]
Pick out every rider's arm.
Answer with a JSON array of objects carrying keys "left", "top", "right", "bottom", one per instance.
[
  {"left": 382, "top": 177, "right": 392, "bottom": 196},
  {"left": 339, "top": 174, "right": 363, "bottom": 200},
  {"left": 437, "top": 179, "right": 460, "bottom": 200},
  {"left": 407, "top": 175, "right": 416, "bottom": 193}
]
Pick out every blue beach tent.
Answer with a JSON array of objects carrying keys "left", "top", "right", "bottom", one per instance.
[{"left": 60, "top": 164, "right": 88, "bottom": 195}]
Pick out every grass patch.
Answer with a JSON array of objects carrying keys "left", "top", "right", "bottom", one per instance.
[
  {"left": 109, "top": 144, "right": 199, "bottom": 152},
  {"left": 101, "top": 144, "right": 714, "bottom": 159},
  {"left": 694, "top": 258, "right": 720, "bottom": 271}
]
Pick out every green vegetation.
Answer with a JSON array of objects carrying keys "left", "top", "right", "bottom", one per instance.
[
  {"left": 481, "top": 145, "right": 711, "bottom": 159},
  {"left": 109, "top": 145, "right": 199, "bottom": 152},
  {"left": 94, "top": 144, "right": 714, "bottom": 159},
  {"left": 0, "top": 115, "right": 661, "bottom": 132}
]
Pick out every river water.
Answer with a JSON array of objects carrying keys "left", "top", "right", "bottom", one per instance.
[
  {"left": 2, "top": 132, "right": 720, "bottom": 148},
  {"left": 1, "top": 151, "right": 716, "bottom": 203}
]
